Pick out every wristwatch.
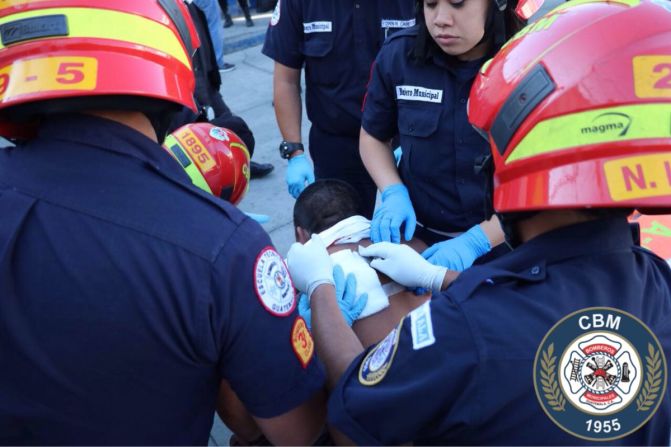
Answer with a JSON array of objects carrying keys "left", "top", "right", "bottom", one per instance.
[{"left": 278, "top": 141, "right": 304, "bottom": 159}]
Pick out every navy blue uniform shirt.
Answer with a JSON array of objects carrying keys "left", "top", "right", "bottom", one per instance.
[
  {"left": 0, "top": 115, "right": 324, "bottom": 445},
  {"left": 262, "top": 0, "right": 415, "bottom": 138},
  {"left": 329, "top": 218, "right": 671, "bottom": 444},
  {"left": 362, "top": 27, "right": 491, "bottom": 234}
]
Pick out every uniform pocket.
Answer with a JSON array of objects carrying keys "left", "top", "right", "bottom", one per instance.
[
  {"left": 397, "top": 102, "right": 441, "bottom": 138},
  {"left": 303, "top": 36, "right": 339, "bottom": 86}
]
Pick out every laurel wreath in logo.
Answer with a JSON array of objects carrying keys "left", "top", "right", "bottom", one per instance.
[
  {"left": 540, "top": 343, "right": 566, "bottom": 412},
  {"left": 636, "top": 343, "right": 662, "bottom": 412}
]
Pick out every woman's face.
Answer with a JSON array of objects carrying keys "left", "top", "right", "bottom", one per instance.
[{"left": 423, "top": 0, "right": 490, "bottom": 60}]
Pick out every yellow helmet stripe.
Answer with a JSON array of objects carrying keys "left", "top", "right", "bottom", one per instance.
[
  {"left": 0, "top": 8, "right": 191, "bottom": 68},
  {"left": 506, "top": 104, "right": 671, "bottom": 164},
  {"left": 163, "top": 135, "right": 213, "bottom": 194}
]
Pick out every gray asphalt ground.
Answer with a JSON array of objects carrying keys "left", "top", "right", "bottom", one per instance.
[{"left": 211, "top": 1, "right": 563, "bottom": 443}]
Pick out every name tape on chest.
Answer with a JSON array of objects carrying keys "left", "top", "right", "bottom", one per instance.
[
  {"left": 381, "top": 19, "right": 416, "bottom": 29},
  {"left": 303, "top": 21, "right": 332, "bottom": 34},
  {"left": 254, "top": 247, "right": 296, "bottom": 317},
  {"left": 410, "top": 301, "right": 436, "bottom": 350},
  {"left": 396, "top": 85, "right": 443, "bottom": 104}
]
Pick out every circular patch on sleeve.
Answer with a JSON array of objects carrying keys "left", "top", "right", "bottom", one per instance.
[
  {"left": 358, "top": 323, "right": 402, "bottom": 386},
  {"left": 291, "top": 316, "right": 314, "bottom": 368},
  {"left": 254, "top": 247, "right": 296, "bottom": 317},
  {"left": 534, "top": 307, "right": 667, "bottom": 441},
  {"left": 270, "top": 0, "right": 281, "bottom": 26}
]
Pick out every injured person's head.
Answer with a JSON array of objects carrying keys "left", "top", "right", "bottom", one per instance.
[{"left": 293, "top": 180, "right": 428, "bottom": 346}]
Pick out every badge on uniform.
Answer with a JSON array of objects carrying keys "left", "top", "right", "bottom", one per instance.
[
  {"left": 291, "top": 316, "right": 314, "bottom": 368},
  {"left": 270, "top": 0, "right": 280, "bottom": 26},
  {"left": 534, "top": 307, "right": 667, "bottom": 441},
  {"left": 358, "top": 322, "right": 402, "bottom": 386},
  {"left": 254, "top": 247, "right": 296, "bottom": 317},
  {"left": 410, "top": 301, "right": 435, "bottom": 350}
]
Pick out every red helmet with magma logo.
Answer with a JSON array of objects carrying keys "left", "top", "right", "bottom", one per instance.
[
  {"left": 469, "top": 0, "right": 671, "bottom": 214},
  {"left": 0, "top": 0, "right": 200, "bottom": 138},
  {"left": 163, "top": 122, "right": 251, "bottom": 205}
]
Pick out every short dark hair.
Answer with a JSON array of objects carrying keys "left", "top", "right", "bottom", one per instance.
[{"left": 293, "top": 179, "right": 363, "bottom": 234}]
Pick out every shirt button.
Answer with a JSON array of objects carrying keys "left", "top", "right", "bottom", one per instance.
[
  {"left": 355, "top": 3, "right": 360, "bottom": 7},
  {"left": 458, "top": 138, "right": 464, "bottom": 144},
  {"left": 460, "top": 98, "right": 467, "bottom": 104},
  {"left": 409, "top": 125, "right": 415, "bottom": 133},
  {"left": 530, "top": 266, "right": 541, "bottom": 275}
]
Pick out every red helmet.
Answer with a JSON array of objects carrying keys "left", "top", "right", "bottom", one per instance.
[
  {"left": 163, "top": 123, "right": 251, "bottom": 205},
  {"left": 0, "top": 0, "right": 199, "bottom": 138},
  {"left": 469, "top": 0, "right": 671, "bottom": 214}
]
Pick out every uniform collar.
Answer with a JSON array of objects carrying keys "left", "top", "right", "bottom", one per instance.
[
  {"left": 489, "top": 217, "right": 635, "bottom": 272},
  {"left": 37, "top": 113, "right": 188, "bottom": 180}
]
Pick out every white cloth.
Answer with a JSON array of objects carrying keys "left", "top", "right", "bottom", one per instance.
[{"left": 313, "top": 215, "right": 402, "bottom": 319}]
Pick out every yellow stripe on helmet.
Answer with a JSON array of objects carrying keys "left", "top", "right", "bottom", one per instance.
[
  {"left": 163, "top": 134, "right": 213, "bottom": 194},
  {"left": 0, "top": 8, "right": 191, "bottom": 68},
  {"left": 506, "top": 104, "right": 671, "bottom": 164}
]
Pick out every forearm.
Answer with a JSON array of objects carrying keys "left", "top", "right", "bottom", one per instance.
[
  {"left": 479, "top": 214, "right": 506, "bottom": 248},
  {"left": 359, "top": 128, "right": 401, "bottom": 190},
  {"left": 311, "top": 284, "right": 364, "bottom": 389},
  {"left": 273, "top": 64, "right": 303, "bottom": 147}
]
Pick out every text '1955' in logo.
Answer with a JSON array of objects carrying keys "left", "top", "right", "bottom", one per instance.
[{"left": 534, "top": 307, "right": 666, "bottom": 441}]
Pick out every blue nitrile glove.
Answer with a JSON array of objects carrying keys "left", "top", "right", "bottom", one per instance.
[
  {"left": 371, "top": 183, "right": 416, "bottom": 244},
  {"left": 244, "top": 212, "right": 271, "bottom": 224},
  {"left": 286, "top": 154, "right": 315, "bottom": 199},
  {"left": 298, "top": 267, "right": 368, "bottom": 330},
  {"left": 333, "top": 265, "right": 368, "bottom": 326},
  {"left": 298, "top": 293, "right": 312, "bottom": 329},
  {"left": 422, "top": 224, "right": 491, "bottom": 271},
  {"left": 393, "top": 147, "right": 402, "bottom": 166}
]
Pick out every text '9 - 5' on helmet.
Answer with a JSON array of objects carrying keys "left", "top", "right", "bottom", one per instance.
[
  {"left": 163, "top": 123, "right": 251, "bottom": 205},
  {"left": 0, "top": 0, "right": 200, "bottom": 138},
  {"left": 469, "top": 0, "right": 671, "bottom": 214}
]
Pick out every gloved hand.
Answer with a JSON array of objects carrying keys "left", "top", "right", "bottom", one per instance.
[
  {"left": 298, "top": 266, "right": 368, "bottom": 330},
  {"left": 244, "top": 212, "right": 271, "bottom": 224},
  {"left": 393, "top": 146, "right": 402, "bottom": 166},
  {"left": 359, "top": 243, "right": 447, "bottom": 293},
  {"left": 286, "top": 154, "right": 315, "bottom": 199},
  {"left": 370, "top": 183, "right": 416, "bottom": 244},
  {"left": 333, "top": 265, "right": 368, "bottom": 326},
  {"left": 287, "top": 234, "right": 333, "bottom": 298},
  {"left": 422, "top": 224, "right": 491, "bottom": 271}
]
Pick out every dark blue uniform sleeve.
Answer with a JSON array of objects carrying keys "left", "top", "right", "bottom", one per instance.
[
  {"left": 361, "top": 46, "right": 399, "bottom": 142},
  {"left": 328, "top": 298, "right": 479, "bottom": 445},
  {"left": 212, "top": 219, "right": 325, "bottom": 418},
  {"left": 262, "top": 0, "right": 304, "bottom": 69}
]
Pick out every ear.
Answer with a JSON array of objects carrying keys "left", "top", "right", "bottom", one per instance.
[{"left": 295, "top": 226, "right": 311, "bottom": 244}]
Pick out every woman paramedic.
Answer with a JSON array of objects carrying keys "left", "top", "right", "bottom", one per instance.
[{"left": 360, "top": 0, "right": 526, "bottom": 270}]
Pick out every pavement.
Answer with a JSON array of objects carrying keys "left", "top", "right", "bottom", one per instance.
[{"left": 209, "top": 2, "right": 565, "bottom": 444}]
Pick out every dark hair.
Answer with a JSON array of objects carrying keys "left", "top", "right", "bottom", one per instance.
[
  {"left": 412, "top": 0, "right": 526, "bottom": 63},
  {"left": 293, "top": 179, "right": 363, "bottom": 234}
]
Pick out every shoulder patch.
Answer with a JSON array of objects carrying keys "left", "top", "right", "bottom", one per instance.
[
  {"left": 254, "top": 247, "right": 296, "bottom": 316},
  {"left": 270, "top": 0, "right": 280, "bottom": 26},
  {"left": 410, "top": 301, "right": 435, "bottom": 350},
  {"left": 291, "top": 316, "right": 314, "bottom": 368},
  {"left": 358, "top": 323, "right": 402, "bottom": 386}
]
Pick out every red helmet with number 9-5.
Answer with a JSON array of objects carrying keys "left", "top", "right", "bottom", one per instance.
[
  {"left": 163, "top": 123, "right": 251, "bottom": 205},
  {"left": 469, "top": 0, "right": 671, "bottom": 214},
  {"left": 0, "top": 0, "right": 199, "bottom": 139}
]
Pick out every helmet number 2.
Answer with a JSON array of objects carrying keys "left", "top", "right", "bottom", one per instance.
[
  {"left": 633, "top": 56, "right": 671, "bottom": 98},
  {"left": 653, "top": 63, "right": 671, "bottom": 89},
  {"left": 56, "top": 63, "right": 85, "bottom": 85}
]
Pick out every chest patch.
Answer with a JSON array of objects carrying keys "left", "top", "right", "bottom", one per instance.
[
  {"left": 303, "top": 21, "right": 332, "bottom": 34},
  {"left": 358, "top": 323, "right": 402, "bottom": 386},
  {"left": 381, "top": 19, "right": 416, "bottom": 29},
  {"left": 291, "top": 316, "right": 314, "bottom": 368},
  {"left": 410, "top": 301, "right": 435, "bottom": 350},
  {"left": 254, "top": 247, "right": 296, "bottom": 317},
  {"left": 396, "top": 85, "right": 443, "bottom": 104}
]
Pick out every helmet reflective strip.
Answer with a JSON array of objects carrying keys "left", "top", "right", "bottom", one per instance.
[
  {"left": 0, "top": 8, "right": 191, "bottom": 67},
  {"left": 507, "top": 103, "right": 671, "bottom": 164}
]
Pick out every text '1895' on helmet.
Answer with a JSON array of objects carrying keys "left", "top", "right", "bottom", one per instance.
[
  {"left": 0, "top": 0, "right": 200, "bottom": 138},
  {"left": 469, "top": 0, "right": 671, "bottom": 214},
  {"left": 163, "top": 122, "right": 251, "bottom": 205}
]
